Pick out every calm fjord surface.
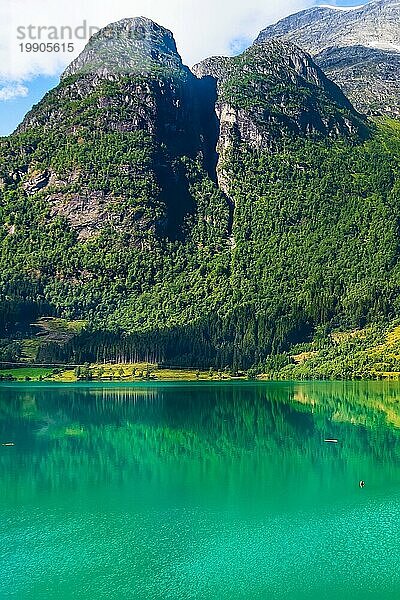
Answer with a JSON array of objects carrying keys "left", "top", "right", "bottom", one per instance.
[{"left": 2, "top": 381, "right": 400, "bottom": 599}]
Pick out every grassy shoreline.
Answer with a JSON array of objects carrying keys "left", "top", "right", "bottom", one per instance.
[
  {"left": 2, "top": 363, "right": 400, "bottom": 384},
  {"left": 0, "top": 363, "right": 249, "bottom": 383}
]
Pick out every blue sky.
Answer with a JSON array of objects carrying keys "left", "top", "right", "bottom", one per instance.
[
  {"left": 0, "top": 76, "right": 60, "bottom": 134},
  {"left": 0, "top": 0, "right": 369, "bottom": 137}
]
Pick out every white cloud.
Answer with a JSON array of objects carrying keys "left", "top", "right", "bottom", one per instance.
[
  {"left": 0, "top": 82, "right": 29, "bottom": 101},
  {"left": 0, "top": 0, "right": 314, "bottom": 82}
]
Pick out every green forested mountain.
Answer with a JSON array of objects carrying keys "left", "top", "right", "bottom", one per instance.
[{"left": 1, "top": 17, "right": 400, "bottom": 373}]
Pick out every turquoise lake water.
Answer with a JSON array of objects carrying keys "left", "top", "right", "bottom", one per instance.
[{"left": 2, "top": 381, "right": 400, "bottom": 599}]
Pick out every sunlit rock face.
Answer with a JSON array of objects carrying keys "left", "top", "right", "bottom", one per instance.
[{"left": 193, "top": 39, "right": 368, "bottom": 193}]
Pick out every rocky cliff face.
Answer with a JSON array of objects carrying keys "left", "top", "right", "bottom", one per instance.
[
  {"left": 14, "top": 18, "right": 222, "bottom": 241},
  {"left": 256, "top": 0, "right": 400, "bottom": 117},
  {"left": 18, "top": 18, "right": 200, "bottom": 146},
  {"left": 193, "top": 39, "right": 367, "bottom": 192}
]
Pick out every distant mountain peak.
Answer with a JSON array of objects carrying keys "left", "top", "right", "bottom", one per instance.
[
  {"left": 256, "top": 0, "right": 400, "bottom": 116},
  {"left": 62, "top": 17, "right": 187, "bottom": 79},
  {"left": 256, "top": 0, "right": 400, "bottom": 55}
]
